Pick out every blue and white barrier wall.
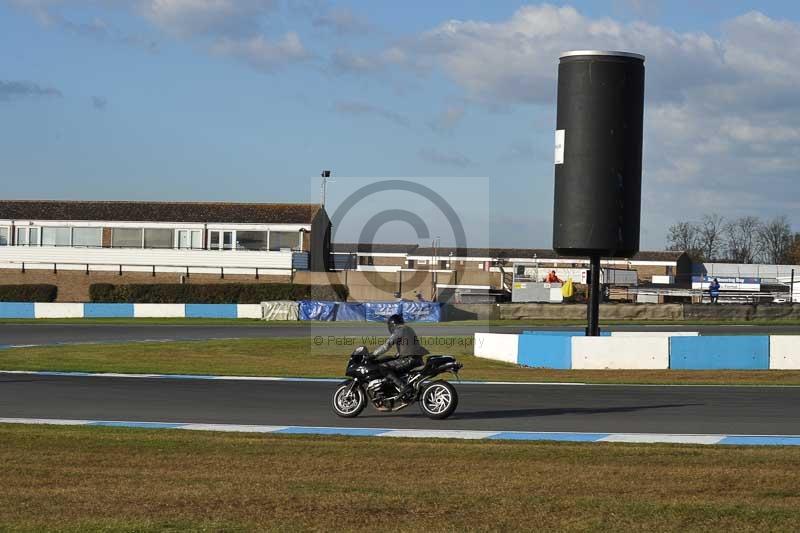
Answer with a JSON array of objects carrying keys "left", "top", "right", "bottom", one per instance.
[
  {"left": 474, "top": 332, "right": 796, "bottom": 370},
  {"left": 0, "top": 302, "right": 257, "bottom": 319}
]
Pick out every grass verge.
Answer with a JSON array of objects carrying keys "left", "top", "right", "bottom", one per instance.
[
  {"left": 3, "top": 336, "right": 800, "bottom": 385},
  {"left": 2, "top": 424, "right": 800, "bottom": 531}
]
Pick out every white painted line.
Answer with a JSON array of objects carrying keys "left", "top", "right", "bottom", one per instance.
[
  {"left": 599, "top": 434, "right": 725, "bottom": 445},
  {"left": 180, "top": 424, "right": 288, "bottom": 433},
  {"left": 380, "top": 429, "right": 500, "bottom": 440}
]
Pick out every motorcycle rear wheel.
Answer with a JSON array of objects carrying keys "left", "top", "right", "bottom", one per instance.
[
  {"left": 332, "top": 381, "right": 366, "bottom": 418},
  {"left": 419, "top": 380, "right": 458, "bottom": 420}
]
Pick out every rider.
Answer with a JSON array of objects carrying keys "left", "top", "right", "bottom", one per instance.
[{"left": 373, "top": 313, "right": 429, "bottom": 398}]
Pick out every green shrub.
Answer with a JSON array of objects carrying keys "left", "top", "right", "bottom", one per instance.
[
  {"left": 88, "top": 283, "right": 348, "bottom": 304},
  {"left": 0, "top": 284, "right": 58, "bottom": 302}
]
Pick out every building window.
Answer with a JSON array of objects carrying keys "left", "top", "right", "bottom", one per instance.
[
  {"left": 16, "top": 227, "right": 40, "bottom": 246},
  {"left": 144, "top": 228, "right": 174, "bottom": 249},
  {"left": 237, "top": 231, "right": 268, "bottom": 251},
  {"left": 209, "top": 230, "right": 234, "bottom": 250},
  {"left": 41, "top": 227, "right": 72, "bottom": 246},
  {"left": 407, "top": 259, "right": 415, "bottom": 269},
  {"left": 269, "top": 231, "right": 299, "bottom": 251},
  {"left": 177, "top": 230, "right": 202, "bottom": 249},
  {"left": 112, "top": 228, "right": 143, "bottom": 248},
  {"left": 0, "top": 227, "right": 8, "bottom": 246},
  {"left": 72, "top": 227, "right": 102, "bottom": 247},
  {"left": 439, "top": 260, "right": 449, "bottom": 269}
]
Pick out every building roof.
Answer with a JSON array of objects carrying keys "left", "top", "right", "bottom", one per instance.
[
  {"left": 0, "top": 200, "right": 322, "bottom": 224},
  {"left": 407, "top": 245, "right": 687, "bottom": 262},
  {"left": 332, "top": 242, "right": 419, "bottom": 254}
]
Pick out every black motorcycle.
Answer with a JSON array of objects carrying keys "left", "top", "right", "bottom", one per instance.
[{"left": 332, "top": 346, "right": 463, "bottom": 420}]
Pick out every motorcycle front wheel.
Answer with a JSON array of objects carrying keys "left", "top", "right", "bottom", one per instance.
[
  {"left": 419, "top": 380, "right": 458, "bottom": 420},
  {"left": 332, "top": 381, "right": 367, "bottom": 418}
]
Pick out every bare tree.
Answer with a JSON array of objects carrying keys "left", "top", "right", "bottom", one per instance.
[
  {"left": 725, "top": 216, "right": 762, "bottom": 263},
  {"left": 758, "top": 215, "right": 793, "bottom": 264},
  {"left": 697, "top": 214, "right": 725, "bottom": 261},
  {"left": 666, "top": 221, "right": 703, "bottom": 260}
]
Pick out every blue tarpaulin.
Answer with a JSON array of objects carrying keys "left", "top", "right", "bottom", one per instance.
[
  {"left": 336, "top": 302, "right": 367, "bottom": 321},
  {"left": 402, "top": 301, "right": 441, "bottom": 323},
  {"left": 299, "top": 300, "right": 337, "bottom": 321},
  {"left": 365, "top": 302, "right": 402, "bottom": 322}
]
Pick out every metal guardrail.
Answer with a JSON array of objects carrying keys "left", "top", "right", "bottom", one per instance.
[{"left": 3, "top": 260, "right": 295, "bottom": 280}]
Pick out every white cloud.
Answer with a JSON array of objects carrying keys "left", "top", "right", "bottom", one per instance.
[
  {"left": 334, "top": 100, "right": 409, "bottom": 127},
  {"left": 141, "top": 0, "right": 277, "bottom": 37},
  {"left": 428, "top": 105, "right": 465, "bottom": 132},
  {"left": 418, "top": 147, "right": 473, "bottom": 168},
  {"left": 211, "top": 32, "right": 308, "bottom": 71},
  {"left": 0, "top": 79, "right": 62, "bottom": 101}
]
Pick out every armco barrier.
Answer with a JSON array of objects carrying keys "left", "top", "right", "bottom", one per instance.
[
  {"left": 769, "top": 336, "right": 800, "bottom": 370},
  {"left": 610, "top": 331, "right": 698, "bottom": 337},
  {"left": 523, "top": 331, "right": 611, "bottom": 336},
  {"left": 0, "top": 302, "right": 35, "bottom": 318},
  {"left": 518, "top": 334, "right": 572, "bottom": 369},
  {"left": 84, "top": 303, "right": 135, "bottom": 318},
  {"left": 474, "top": 333, "right": 519, "bottom": 364},
  {"left": 670, "top": 336, "right": 769, "bottom": 370},
  {"left": 299, "top": 300, "right": 337, "bottom": 321},
  {"left": 336, "top": 302, "right": 367, "bottom": 321},
  {"left": 185, "top": 304, "right": 238, "bottom": 319},
  {"left": 572, "top": 337, "right": 670, "bottom": 370},
  {"left": 237, "top": 304, "right": 263, "bottom": 319},
  {"left": 34, "top": 303, "right": 84, "bottom": 319},
  {"left": 365, "top": 302, "right": 403, "bottom": 322},
  {"left": 134, "top": 303, "right": 185, "bottom": 318}
]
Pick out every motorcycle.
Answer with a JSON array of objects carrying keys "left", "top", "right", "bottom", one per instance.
[{"left": 332, "top": 346, "right": 463, "bottom": 420}]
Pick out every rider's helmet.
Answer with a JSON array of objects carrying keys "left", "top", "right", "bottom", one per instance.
[{"left": 387, "top": 313, "right": 404, "bottom": 334}]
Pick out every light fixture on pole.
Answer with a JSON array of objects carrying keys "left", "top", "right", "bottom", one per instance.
[{"left": 320, "top": 170, "right": 334, "bottom": 206}]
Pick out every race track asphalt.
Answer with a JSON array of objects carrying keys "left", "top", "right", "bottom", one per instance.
[
  {"left": 2, "top": 374, "right": 799, "bottom": 435},
  {"left": 2, "top": 323, "right": 800, "bottom": 347}
]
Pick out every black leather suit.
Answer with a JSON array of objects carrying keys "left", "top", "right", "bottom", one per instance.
[{"left": 373, "top": 324, "right": 430, "bottom": 390}]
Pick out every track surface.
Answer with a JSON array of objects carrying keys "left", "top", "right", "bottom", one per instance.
[
  {"left": 2, "top": 374, "right": 799, "bottom": 435},
  {"left": 2, "top": 323, "right": 800, "bottom": 346}
]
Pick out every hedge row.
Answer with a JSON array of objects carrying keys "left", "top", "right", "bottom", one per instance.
[
  {"left": 89, "top": 283, "right": 348, "bottom": 304},
  {"left": 0, "top": 284, "right": 58, "bottom": 302}
]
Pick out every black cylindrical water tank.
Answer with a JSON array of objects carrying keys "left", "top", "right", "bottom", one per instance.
[{"left": 552, "top": 50, "right": 645, "bottom": 258}]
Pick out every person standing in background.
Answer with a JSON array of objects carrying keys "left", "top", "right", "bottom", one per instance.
[{"left": 709, "top": 278, "right": 721, "bottom": 304}]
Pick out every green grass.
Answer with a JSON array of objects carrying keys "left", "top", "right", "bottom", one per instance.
[
  {"left": 4, "top": 336, "right": 800, "bottom": 385},
  {"left": 2, "top": 423, "right": 800, "bottom": 531}
]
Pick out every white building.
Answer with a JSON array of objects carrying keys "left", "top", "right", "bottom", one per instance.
[{"left": 0, "top": 200, "right": 331, "bottom": 276}]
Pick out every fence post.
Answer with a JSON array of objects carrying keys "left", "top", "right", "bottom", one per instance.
[{"left": 86, "top": 264, "right": 89, "bottom": 275}]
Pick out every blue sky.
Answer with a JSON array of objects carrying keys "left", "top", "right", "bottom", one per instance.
[{"left": 2, "top": 1, "right": 799, "bottom": 250}]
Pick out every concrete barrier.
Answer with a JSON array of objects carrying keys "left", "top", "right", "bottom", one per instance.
[
  {"left": 134, "top": 303, "right": 185, "bottom": 318},
  {"left": 474, "top": 333, "right": 519, "bottom": 364},
  {"left": 572, "top": 337, "right": 670, "bottom": 370},
  {"left": 441, "top": 303, "right": 500, "bottom": 321},
  {"left": 185, "top": 304, "right": 238, "bottom": 319},
  {"left": 498, "top": 303, "right": 684, "bottom": 321},
  {"left": 517, "top": 334, "right": 572, "bottom": 369},
  {"left": 83, "top": 303, "right": 135, "bottom": 318},
  {"left": 769, "top": 336, "right": 800, "bottom": 370},
  {"left": 34, "top": 303, "right": 84, "bottom": 319},
  {"left": 669, "top": 336, "right": 769, "bottom": 370},
  {"left": 610, "top": 331, "right": 698, "bottom": 337},
  {"left": 0, "top": 302, "right": 35, "bottom": 319},
  {"left": 237, "top": 304, "right": 263, "bottom": 319}
]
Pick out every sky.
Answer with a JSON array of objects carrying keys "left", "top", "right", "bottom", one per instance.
[{"left": 2, "top": 0, "right": 800, "bottom": 251}]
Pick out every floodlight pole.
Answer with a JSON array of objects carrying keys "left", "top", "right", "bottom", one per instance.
[{"left": 586, "top": 255, "right": 601, "bottom": 336}]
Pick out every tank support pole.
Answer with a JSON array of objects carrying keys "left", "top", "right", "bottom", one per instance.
[{"left": 587, "top": 255, "right": 601, "bottom": 336}]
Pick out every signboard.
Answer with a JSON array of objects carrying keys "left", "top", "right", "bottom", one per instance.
[{"left": 691, "top": 276, "right": 761, "bottom": 292}]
